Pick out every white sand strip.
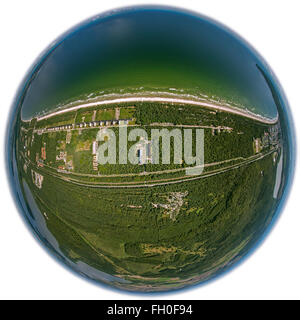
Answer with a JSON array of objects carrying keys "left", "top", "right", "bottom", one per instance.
[{"left": 37, "top": 96, "right": 278, "bottom": 124}]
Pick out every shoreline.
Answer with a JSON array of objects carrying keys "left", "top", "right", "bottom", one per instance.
[{"left": 36, "top": 95, "right": 278, "bottom": 124}]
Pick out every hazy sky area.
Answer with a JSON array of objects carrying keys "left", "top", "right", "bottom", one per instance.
[{"left": 20, "top": 7, "right": 278, "bottom": 120}]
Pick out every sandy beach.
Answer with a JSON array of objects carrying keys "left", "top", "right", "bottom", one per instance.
[{"left": 36, "top": 95, "right": 278, "bottom": 124}]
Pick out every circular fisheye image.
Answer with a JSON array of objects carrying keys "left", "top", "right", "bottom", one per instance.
[{"left": 6, "top": 6, "right": 294, "bottom": 292}]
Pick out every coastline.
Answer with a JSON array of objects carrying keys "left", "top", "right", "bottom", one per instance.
[{"left": 36, "top": 95, "right": 278, "bottom": 125}]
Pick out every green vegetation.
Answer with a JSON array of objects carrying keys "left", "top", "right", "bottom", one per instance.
[
  {"left": 35, "top": 111, "right": 76, "bottom": 129},
  {"left": 24, "top": 102, "right": 277, "bottom": 181},
  {"left": 120, "top": 107, "right": 135, "bottom": 119},
  {"left": 16, "top": 100, "right": 281, "bottom": 291}
]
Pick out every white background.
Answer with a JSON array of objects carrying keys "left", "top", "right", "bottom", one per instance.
[{"left": 0, "top": 0, "right": 299, "bottom": 300}]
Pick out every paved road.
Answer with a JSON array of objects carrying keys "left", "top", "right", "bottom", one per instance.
[{"left": 24, "top": 148, "right": 278, "bottom": 188}]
